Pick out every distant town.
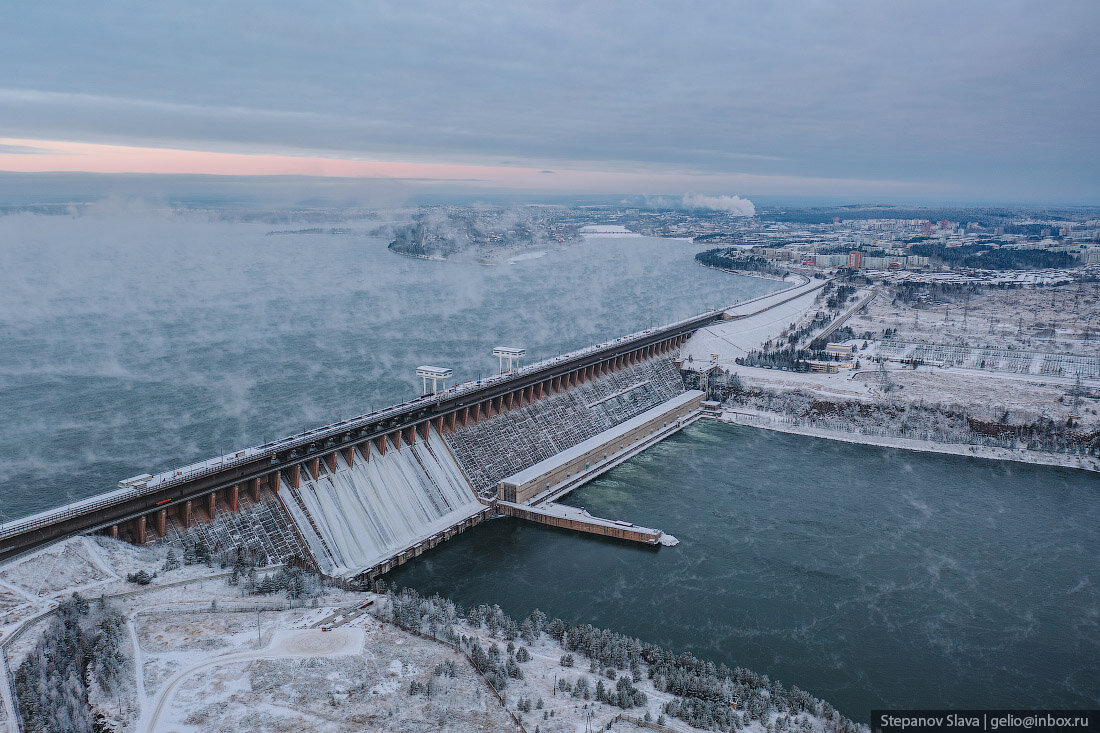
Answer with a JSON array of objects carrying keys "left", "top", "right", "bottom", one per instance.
[{"left": 385, "top": 202, "right": 1100, "bottom": 281}]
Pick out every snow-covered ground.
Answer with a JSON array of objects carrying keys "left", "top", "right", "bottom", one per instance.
[
  {"left": 726, "top": 281, "right": 1100, "bottom": 436},
  {"left": 0, "top": 534, "right": 863, "bottom": 733},
  {"left": 848, "top": 280, "right": 1100, "bottom": 359},
  {"left": 681, "top": 278, "right": 827, "bottom": 368},
  {"left": 718, "top": 409, "right": 1100, "bottom": 474}
]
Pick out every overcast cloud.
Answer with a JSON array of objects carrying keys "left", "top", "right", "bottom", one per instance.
[{"left": 1, "top": 1, "right": 1097, "bottom": 201}]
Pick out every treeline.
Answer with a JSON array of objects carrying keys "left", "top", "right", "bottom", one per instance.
[
  {"left": 908, "top": 243, "right": 1076, "bottom": 270},
  {"left": 738, "top": 347, "right": 817, "bottom": 372},
  {"left": 756, "top": 206, "right": 1020, "bottom": 226},
  {"left": 696, "top": 248, "right": 786, "bottom": 278},
  {"left": 730, "top": 388, "right": 1100, "bottom": 456},
  {"left": 825, "top": 284, "right": 857, "bottom": 311},
  {"left": 892, "top": 281, "right": 983, "bottom": 304},
  {"left": 232, "top": 565, "right": 323, "bottom": 598},
  {"left": 14, "top": 594, "right": 126, "bottom": 733},
  {"left": 818, "top": 246, "right": 887, "bottom": 257},
  {"left": 379, "top": 586, "right": 863, "bottom": 733},
  {"left": 1003, "top": 223, "right": 1058, "bottom": 237},
  {"left": 786, "top": 311, "right": 831, "bottom": 346}
]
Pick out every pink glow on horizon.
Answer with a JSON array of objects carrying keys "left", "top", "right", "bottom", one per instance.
[
  {"left": 0, "top": 137, "right": 918, "bottom": 193},
  {"left": 0, "top": 137, "right": 543, "bottom": 182}
]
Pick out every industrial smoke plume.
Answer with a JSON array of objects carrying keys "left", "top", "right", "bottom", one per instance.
[{"left": 681, "top": 194, "right": 756, "bottom": 217}]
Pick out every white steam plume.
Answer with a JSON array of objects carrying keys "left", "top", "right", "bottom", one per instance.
[{"left": 681, "top": 193, "right": 756, "bottom": 216}]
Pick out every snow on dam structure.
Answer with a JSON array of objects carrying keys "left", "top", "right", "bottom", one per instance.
[
  {"left": 0, "top": 312, "right": 719, "bottom": 568},
  {"left": 280, "top": 427, "right": 483, "bottom": 578},
  {"left": 444, "top": 357, "right": 689, "bottom": 497}
]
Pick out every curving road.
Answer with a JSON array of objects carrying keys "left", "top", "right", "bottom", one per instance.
[{"left": 141, "top": 627, "right": 364, "bottom": 732}]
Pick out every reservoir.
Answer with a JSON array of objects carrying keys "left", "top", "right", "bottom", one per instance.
[
  {"left": 390, "top": 421, "right": 1100, "bottom": 720},
  {"left": 0, "top": 226, "right": 774, "bottom": 519}
]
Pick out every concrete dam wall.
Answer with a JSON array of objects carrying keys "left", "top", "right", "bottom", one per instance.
[
  {"left": 443, "top": 356, "right": 687, "bottom": 498},
  {"left": 121, "top": 353, "right": 696, "bottom": 579}
]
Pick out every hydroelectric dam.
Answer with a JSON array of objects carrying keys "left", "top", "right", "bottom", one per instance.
[{"left": 0, "top": 285, "right": 818, "bottom": 580}]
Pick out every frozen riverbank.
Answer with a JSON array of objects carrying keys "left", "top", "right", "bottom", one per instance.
[{"left": 716, "top": 407, "right": 1100, "bottom": 474}]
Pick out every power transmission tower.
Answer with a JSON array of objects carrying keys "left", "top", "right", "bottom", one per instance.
[{"left": 878, "top": 358, "right": 893, "bottom": 393}]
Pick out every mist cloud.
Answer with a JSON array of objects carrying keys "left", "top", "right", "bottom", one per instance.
[
  {"left": 681, "top": 194, "right": 756, "bottom": 216},
  {"left": 0, "top": 203, "right": 781, "bottom": 518}
]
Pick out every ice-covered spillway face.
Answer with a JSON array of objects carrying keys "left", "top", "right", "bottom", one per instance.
[
  {"left": 278, "top": 428, "right": 481, "bottom": 577},
  {"left": 443, "top": 356, "right": 685, "bottom": 496}
]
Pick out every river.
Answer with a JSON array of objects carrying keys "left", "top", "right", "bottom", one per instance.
[
  {"left": 0, "top": 211, "right": 774, "bottom": 519},
  {"left": 390, "top": 422, "right": 1100, "bottom": 719}
]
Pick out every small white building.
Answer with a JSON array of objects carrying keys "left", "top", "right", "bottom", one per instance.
[{"left": 415, "top": 366, "right": 453, "bottom": 394}]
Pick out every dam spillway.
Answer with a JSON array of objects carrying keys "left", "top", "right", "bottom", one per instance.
[
  {"left": 281, "top": 427, "right": 482, "bottom": 578},
  {"left": 148, "top": 367, "right": 701, "bottom": 579},
  {"left": 272, "top": 354, "right": 699, "bottom": 580}
]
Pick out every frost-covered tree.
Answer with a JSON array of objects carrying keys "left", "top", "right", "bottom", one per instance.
[{"left": 14, "top": 594, "right": 126, "bottom": 733}]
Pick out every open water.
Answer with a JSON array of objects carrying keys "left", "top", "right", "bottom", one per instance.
[
  {"left": 391, "top": 422, "right": 1100, "bottom": 719},
  {"left": 0, "top": 208, "right": 772, "bottom": 519}
]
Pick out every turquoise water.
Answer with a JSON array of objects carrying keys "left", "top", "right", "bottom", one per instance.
[{"left": 389, "top": 422, "right": 1100, "bottom": 720}]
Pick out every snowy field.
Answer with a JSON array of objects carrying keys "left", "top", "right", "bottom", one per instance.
[
  {"left": 137, "top": 617, "right": 511, "bottom": 732},
  {"left": 723, "top": 281, "right": 1100, "bottom": 435},
  {"left": 681, "top": 278, "right": 827, "bottom": 368},
  {"left": 848, "top": 280, "right": 1100, "bottom": 359},
  {"left": 0, "top": 534, "right": 862, "bottom": 733}
]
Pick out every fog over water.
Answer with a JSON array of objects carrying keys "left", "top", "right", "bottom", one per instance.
[{"left": 0, "top": 204, "right": 775, "bottom": 519}]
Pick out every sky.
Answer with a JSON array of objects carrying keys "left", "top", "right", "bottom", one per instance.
[{"left": 1, "top": 1, "right": 1097, "bottom": 203}]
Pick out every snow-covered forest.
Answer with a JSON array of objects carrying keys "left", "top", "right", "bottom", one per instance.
[
  {"left": 14, "top": 594, "right": 126, "bottom": 733},
  {"left": 728, "top": 386, "right": 1100, "bottom": 457},
  {"left": 388, "top": 206, "right": 581, "bottom": 260},
  {"left": 384, "top": 586, "right": 866, "bottom": 733}
]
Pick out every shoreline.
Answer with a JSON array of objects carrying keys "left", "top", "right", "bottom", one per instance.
[
  {"left": 696, "top": 260, "right": 790, "bottom": 282},
  {"left": 712, "top": 409, "right": 1100, "bottom": 474},
  {"left": 387, "top": 238, "right": 580, "bottom": 265}
]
